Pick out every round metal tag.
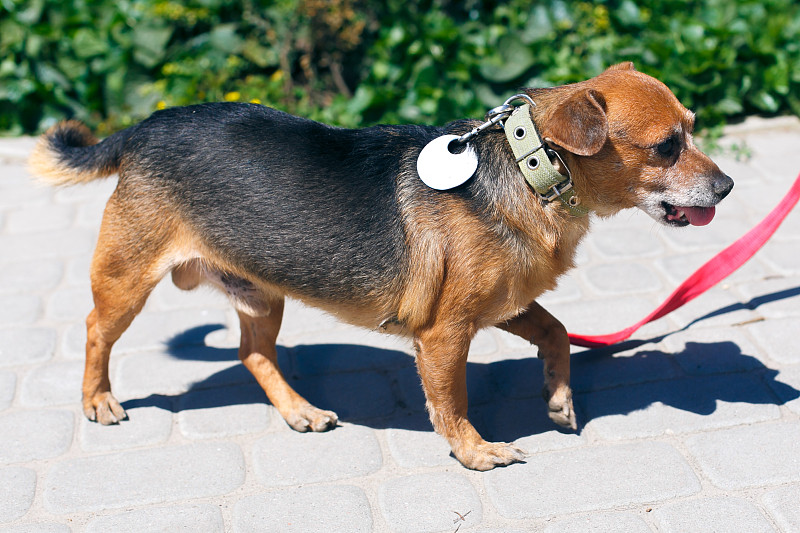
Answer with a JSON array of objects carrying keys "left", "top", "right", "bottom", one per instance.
[{"left": 416, "top": 135, "right": 479, "bottom": 190}]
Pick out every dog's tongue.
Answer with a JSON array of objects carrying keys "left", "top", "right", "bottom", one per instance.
[{"left": 682, "top": 206, "right": 716, "bottom": 226}]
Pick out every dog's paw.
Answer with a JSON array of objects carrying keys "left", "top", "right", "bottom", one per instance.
[
  {"left": 285, "top": 404, "right": 339, "bottom": 432},
  {"left": 83, "top": 392, "right": 127, "bottom": 425},
  {"left": 456, "top": 440, "right": 527, "bottom": 471},
  {"left": 543, "top": 385, "right": 577, "bottom": 430}
]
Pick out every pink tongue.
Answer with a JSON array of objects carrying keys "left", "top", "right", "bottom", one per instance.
[{"left": 682, "top": 206, "right": 715, "bottom": 226}]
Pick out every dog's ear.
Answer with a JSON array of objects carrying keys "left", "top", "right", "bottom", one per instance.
[{"left": 540, "top": 88, "right": 608, "bottom": 156}]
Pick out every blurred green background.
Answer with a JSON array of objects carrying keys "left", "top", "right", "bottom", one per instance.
[{"left": 1, "top": 0, "right": 799, "bottom": 136}]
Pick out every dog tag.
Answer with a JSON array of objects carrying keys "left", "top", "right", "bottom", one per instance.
[{"left": 416, "top": 135, "right": 479, "bottom": 190}]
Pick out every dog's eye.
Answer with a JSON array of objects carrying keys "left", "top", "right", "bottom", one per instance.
[{"left": 656, "top": 138, "right": 676, "bottom": 157}]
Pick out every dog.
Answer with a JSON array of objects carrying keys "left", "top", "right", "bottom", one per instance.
[{"left": 29, "top": 63, "right": 732, "bottom": 470}]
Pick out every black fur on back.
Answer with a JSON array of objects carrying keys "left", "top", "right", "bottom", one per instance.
[{"left": 119, "top": 103, "right": 447, "bottom": 300}]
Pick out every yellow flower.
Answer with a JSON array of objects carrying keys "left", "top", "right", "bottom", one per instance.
[
  {"left": 156, "top": 100, "right": 167, "bottom": 110},
  {"left": 224, "top": 91, "right": 241, "bottom": 102},
  {"left": 249, "top": 98, "right": 262, "bottom": 104}
]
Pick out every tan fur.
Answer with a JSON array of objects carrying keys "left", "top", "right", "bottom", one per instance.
[{"left": 28, "top": 121, "right": 115, "bottom": 186}]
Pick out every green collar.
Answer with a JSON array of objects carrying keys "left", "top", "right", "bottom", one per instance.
[{"left": 502, "top": 104, "right": 588, "bottom": 217}]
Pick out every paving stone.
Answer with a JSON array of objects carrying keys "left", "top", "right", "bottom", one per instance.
[
  {"left": 5, "top": 204, "right": 76, "bottom": 234},
  {"left": 581, "top": 262, "right": 662, "bottom": 295},
  {"left": 536, "top": 273, "right": 583, "bottom": 305},
  {"left": 289, "top": 371, "right": 399, "bottom": 421},
  {"left": 662, "top": 329, "right": 767, "bottom": 375},
  {"left": 484, "top": 442, "right": 700, "bottom": 519},
  {"left": 668, "top": 287, "right": 758, "bottom": 330},
  {"left": 0, "top": 230, "right": 95, "bottom": 261},
  {"left": 378, "top": 472, "right": 482, "bottom": 533},
  {"left": 46, "top": 286, "right": 93, "bottom": 322},
  {"left": 112, "top": 308, "right": 229, "bottom": 354},
  {"left": 0, "top": 371, "right": 16, "bottom": 410},
  {"left": 0, "top": 159, "right": 35, "bottom": 179},
  {"left": 20, "top": 361, "right": 82, "bottom": 407},
  {"left": 395, "top": 366, "right": 427, "bottom": 413},
  {"left": 278, "top": 299, "right": 350, "bottom": 340},
  {"left": 114, "top": 348, "right": 250, "bottom": 398},
  {"left": 291, "top": 340, "right": 413, "bottom": 377},
  {"left": 0, "top": 410, "right": 73, "bottom": 464},
  {"left": 0, "top": 294, "right": 41, "bottom": 325},
  {"left": 471, "top": 398, "right": 586, "bottom": 454},
  {"left": 659, "top": 218, "right": 752, "bottom": 252},
  {"left": 0, "top": 327, "right": 56, "bottom": 367},
  {"left": 768, "top": 366, "right": 800, "bottom": 415},
  {"left": 758, "top": 239, "right": 800, "bottom": 276},
  {"left": 578, "top": 374, "right": 781, "bottom": 440},
  {"left": 684, "top": 422, "right": 800, "bottom": 489},
  {"left": 51, "top": 178, "right": 116, "bottom": 204},
  {"left": 658, "top": 250, "right": 769, "bottom": 285},
  {"left": 746, "top": 318, "right": 800, "bottom": 364},
  {"left": 469, "top": 329, "right": 499, "bottom": 357},
  {"left": 74, "top": 197, "right": 112, "bottom": 229},
  {"left": 384, "top": 415, "right": 459, "bottom": 468},
  {"left": 651, "top": 496, "right": 776, "bottom": 533},
  {"left": 545, "top": 295, "right": 670, "bottom": 338},
  {"left": 252, "top": 424, "right": 381, "bottom": 487},
  {"left": 60, "top": 323, "right": 87, "bottom": 360},
  {"left": 588, "top": 225, "right": 664, "bottom": 259},
  {"left": 63, "top": 255, "right": 91, "bottom": 287},
  {"left": 736, "top": 275, "right": 800, "bottom": 319},
  {"left": 542, "top": 512, "right": 652, "bottom": 533},
  {"left": 570, "top": 344, "right": 682, "bottom": 393},
  {"left": 233, "top": 485, "right": 372, "bottom": 533},
  {"left": 79, "top": 404, "right": 173, "bottom": 452},
  {"left": 762, "top": 484, "right": 800, "bottom": 532},
  {"left": 44, "top": 442, "right": 245, "bottom": 513},
  {"left": 0, "top": 466, "right": 36, "bottom": 522},
  {"left": 177, "top": 384, "right": 270, "bottom": 439},
  {"left": 0, "top": 524, "right": 71, "bottom": 533},
  {"left": 85, "top": 503, "right": 224, "bottom": 533},
  {"left": 0, "top": 183, "right": 53, "bottom": 209}
]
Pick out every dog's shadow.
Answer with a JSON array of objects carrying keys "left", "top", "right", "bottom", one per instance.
[{"left": 122, "top": 323, "right": 800, "bottom": 441}]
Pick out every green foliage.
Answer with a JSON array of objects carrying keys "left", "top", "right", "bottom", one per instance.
[{"left": 1, "top": 0, "right": 799, "bottom": 135}]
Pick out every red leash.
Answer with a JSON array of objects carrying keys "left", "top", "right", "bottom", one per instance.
[{"left": 568, "top": 171, "right": 800, "bottom": 348}]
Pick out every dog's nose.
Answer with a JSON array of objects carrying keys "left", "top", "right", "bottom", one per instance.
[{"left": 713, "top": 174, "right": 734, "bottom": 199}]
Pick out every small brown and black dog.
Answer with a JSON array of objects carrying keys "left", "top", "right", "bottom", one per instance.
[{"left": 30, "top": 63, "right": 732, "bottom": 470}]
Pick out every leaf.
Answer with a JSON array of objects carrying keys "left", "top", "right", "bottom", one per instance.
[
  {"left": 132, "top": 25, "right": 174, "bottom": 68},
  {"left": 615, "top": 0, "right": 643, "bottom": 26},
  {"left": 748, "top": 91, "right": 780, "bottom": 112},
  {"left": 72, "top": 28, "right": 108, "bottom": 59},
  {"left": 521, "top": 5, "right": 553, "bottom": 44},
  {"left": 209, "top": 24, "right": 244, "bottom": 55},
  {"left": 479, "top": 36, "right": 535, "bottom": 82}
]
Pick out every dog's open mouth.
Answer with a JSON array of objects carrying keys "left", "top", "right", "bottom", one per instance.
[{"left": 662, "top": 201, "right": 716, "bottom": 227}]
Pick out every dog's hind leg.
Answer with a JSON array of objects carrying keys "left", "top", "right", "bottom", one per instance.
[
  {"left": 236, "top": 298, "right": 338, "bottom": 432},
  {"left": 84, "top": 197, "right": 168, "bottom": 425},
  {"left": 497, "top": 301, "right": 577, "bottom": 429},
  {"left": 415, "top": 325, "right": 526, "bottom": 470}
]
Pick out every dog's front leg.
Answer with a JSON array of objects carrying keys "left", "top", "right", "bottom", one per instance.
[
  {"left": 414, "top": 325, "right": 526, "bottom": 470},
  {"left": 497, "top": 302, "right": 577, "bottom": 429}
]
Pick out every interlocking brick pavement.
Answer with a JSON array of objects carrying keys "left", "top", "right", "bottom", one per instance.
[{"left": 1, "top": 116, "right": 799, "bottom": 531}]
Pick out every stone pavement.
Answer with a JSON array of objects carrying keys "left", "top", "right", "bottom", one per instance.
[{"left": 1, "top": 116, "right": 800, "bottom": 532}]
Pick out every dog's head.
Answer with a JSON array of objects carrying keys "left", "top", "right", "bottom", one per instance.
[{"left": 529, "top": 62, "right": 733, "bottom": 226}]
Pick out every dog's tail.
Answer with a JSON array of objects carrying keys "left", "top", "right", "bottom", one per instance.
[{"left": 28, "top": 120, "right": 132, "bottom": 186}]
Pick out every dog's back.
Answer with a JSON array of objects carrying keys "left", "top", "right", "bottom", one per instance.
[{"left": 30, "top": 103, "right": 432, "bottom": 300}]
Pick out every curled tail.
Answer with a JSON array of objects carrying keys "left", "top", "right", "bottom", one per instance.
[{"left": 28, "top": 120, "right": 132, "bottom": 186}]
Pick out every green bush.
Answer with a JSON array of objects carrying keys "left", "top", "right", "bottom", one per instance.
[{"left": 1, "top": 0, "right": 799, "bottom": 135}]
